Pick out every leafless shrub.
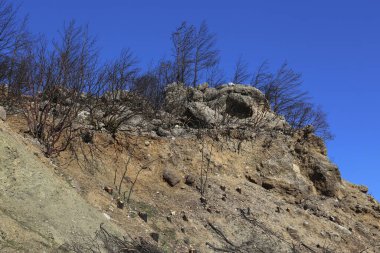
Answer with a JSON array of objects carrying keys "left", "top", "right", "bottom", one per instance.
[
  {"left": 85, "top": 49, "right": 155, "bottom": 137},
  {"left": 95, "top": 49, "right": 140, "bottom": 135},
  {"left": 0, "top": 0, "right": 32, "bottom": 110},
  {"left": 205, "top": 208, "right": 327, "bottom": 253},
  {"left": 205, "top": 63, "right": 226, "bottom": 87},
  {"left": 124, "top": 157, "right": 159, "bottom": 204},
  {"left": 64, "top": 223, "right": 162, "bottom": 253},
  {"left": 199, "top": 140, "right": 213, "bottom": 197},
  {"left": 110, "top": 138, "right": 159, "bottom": 205},
  {"left": 192, "top": 21, "right": 220, "bottom": 87},
  {"left": 252, "top": 62, "right": 333, "bottom": 140},
  {"left": 232, "top": 56, "right": 250, "bottom": 84},
  {"left": 132, "top": 72, "right": 165, "bottom": 110},
  {"left": 171, "top": 21, "right": 220, "bottom": 86},
  {"left": 22, "top": 21, "right": 97, "bottom": 156}
]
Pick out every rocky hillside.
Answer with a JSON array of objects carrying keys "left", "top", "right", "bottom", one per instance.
[{"left": 0, "top": 84, "right": 379, "bottom": 253}]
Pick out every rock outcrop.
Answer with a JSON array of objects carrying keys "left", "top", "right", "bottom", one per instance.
[{"left": 163, "top": 83, "right": 279, "bottom": 129}]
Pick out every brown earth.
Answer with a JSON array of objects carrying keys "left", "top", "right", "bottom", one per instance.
[{"left": 1, "top": 115, "right": 379, "bottom": 252}]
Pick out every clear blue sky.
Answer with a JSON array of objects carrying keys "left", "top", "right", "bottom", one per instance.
[{"left": 14, "top": 0, "right": 380, "bottom": 200}]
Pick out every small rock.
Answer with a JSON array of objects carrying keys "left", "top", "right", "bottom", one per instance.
[
  {"left": 182, "top": 214, "right": 189, "bottom": 222},
  {"left": 354, "top": 204, "right": 370, "bottom": 214},
  {"left": 117, "top": 199, "right": 124, "bottom": 209},
  {"left": 327, "top": 231, "right": 341, "bottom": 242},
  {"left": 200, "top": 197, "right": 207, "bottom": 204},
  {"left": 81, "top": 131, "right": 93, "bottom": 143},
  {"left": 167, "top": 216, "right": 172, "bottom": 222},
  {"left": 150, "top": 232, "right": 159, "bottom": 242},
  {"left": 357, "top": 185, "right": 368, "bottom": 194},
  {"left": 171, "top": 127, "right": 185, "bottom": 137},
  {"left": 303, "top": 221, "right": 310, "bottom": 227},
  {"left": 104, "top": 186, "right": 113, "bottom": 195},
  {"left": 144, "top": 141, "right": 150, "bottom": 146},
  {"left": 163, "top": 169, "right": 180, "bottom": 187},
  {"left": 245, "top": 173, "right": 262, "bottom": 185},
  {"left": 103, "top": 213, "right": 111, "bottom": 220},
  {"left": 220, "top": 185, "right": 226, "bottom": 191},
  {"left": 185, "top": 175, "right": 195, "bottom": 186},
  {"left": 236, "top": 187, "right": 242, "bottom": 194},
  {"left": 157, "top": 127, "right": 171, "bottom": 137},
  {"left": 261, "top": 181, "right": 275, "bottom": 190},
  {"left": 138, "top": 212, "right": 148, "bottom": 222},
  {"left": 294, "top": 143, "right": 304, "bottom": 154},
  {"left": 335, "top": 224, "right": 352, "bottom": 235},
  {"left": 287, "top": 226, "right": 300, "bottom": 241}
]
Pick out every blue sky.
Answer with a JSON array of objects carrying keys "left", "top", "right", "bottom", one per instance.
[{"left": 14, "top": 0, "right": 380, "bottom": 199}]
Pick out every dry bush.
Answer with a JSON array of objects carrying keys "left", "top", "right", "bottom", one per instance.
[
  {"left": 252, "top": 62, "right": 333, "bottom": 140},
  {"left": 63, "top": 224, "right": 162, "bottom": 253},
  {"left": 22, "top": 21, "right": 97, "bottom": 156},
  {"left": 0, "top": 0, "right": 32, "bottom": 110},
  {"left": 86, "top": 49, "right": 154, "bottom": 136}
]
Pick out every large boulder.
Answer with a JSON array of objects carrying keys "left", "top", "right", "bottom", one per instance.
[
  {"left": 162, "top": 83, "right": 277, "bottom": 130},
  {"left": 164, "top": 83, "right": 188, "bottom": 116},
  {"left": 184, "top": 102, "right": 221, "bottom": 127},
  {"left": 0, "top": 106, "right": 6, "bottom": 121}
]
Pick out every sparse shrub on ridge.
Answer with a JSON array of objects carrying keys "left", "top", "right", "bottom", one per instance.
[{"left": 0, "top": 0, "right": 333, "bottom": 157}]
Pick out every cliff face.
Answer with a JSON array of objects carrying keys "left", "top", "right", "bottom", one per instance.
[
  {"left": 0, "top": 84, "right": 379, "bottom": 253},
  {"left": 0, "top": 120, "right": 125, "bottom": 252}
]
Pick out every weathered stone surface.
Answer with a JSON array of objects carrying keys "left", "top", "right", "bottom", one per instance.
[
  {"left": 164, "top": 83, "right": 188, "bottom": 115},
  {"left": 184, "top": 102, "right": 221, "bottom": 127},
  {"left": 188, "top": 89, "right": 204, "bottom": 102},
  {"left": 163, "top": 83, "right": 277, "bottom": 130},
  {"left": 304, "top": 154, "right": 341, "bottom": 197},
  {"left": 203, "top": 88, "right": 219, "bottom": 101}
]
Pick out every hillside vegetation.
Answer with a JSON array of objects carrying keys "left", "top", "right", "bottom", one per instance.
[
  {"left": 0, "top": 0, "right": 379, "bottom": 252},
  {"left": 0, "top": 84, "right": 379, "bottom": 252}
]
